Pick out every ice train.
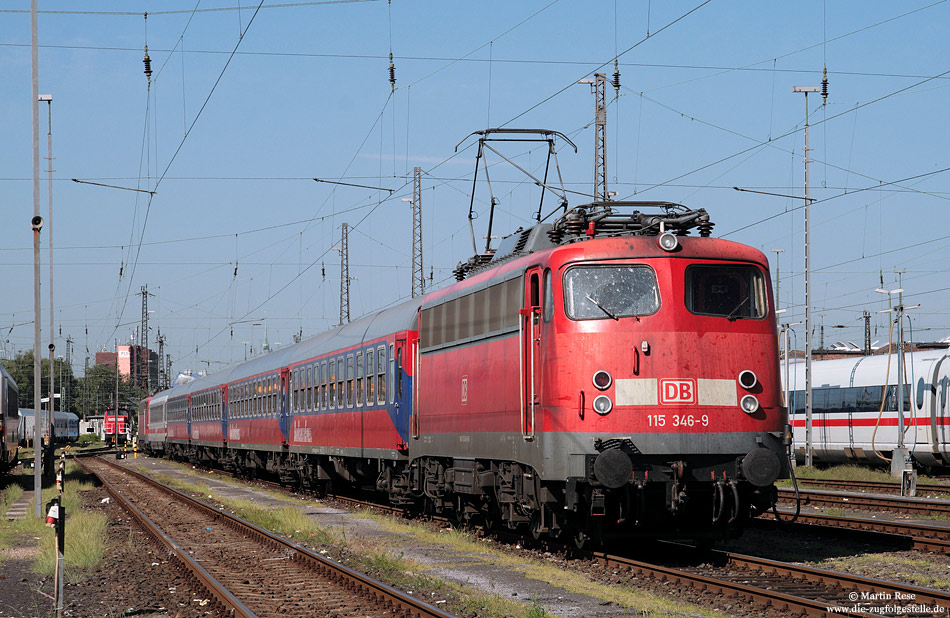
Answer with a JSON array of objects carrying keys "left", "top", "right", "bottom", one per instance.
[{"left": 788, "top": 350, "right": 950, "bottom": 468}]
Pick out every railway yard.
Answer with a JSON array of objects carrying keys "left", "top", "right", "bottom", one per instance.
[{"left": 2, "top": 455, "right": 949, "bottom": 618}]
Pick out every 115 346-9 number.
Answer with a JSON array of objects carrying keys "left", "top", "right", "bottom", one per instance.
[{"left": 647, "top": 414, "right": 709, "bottom": 427}]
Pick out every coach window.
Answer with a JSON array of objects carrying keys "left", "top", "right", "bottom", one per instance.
[
  {"left": 356, "top": 352, "right": 364, "bottom": 407},
  {"left": 337, "top": 356, "right": 344, "bottom": 408},
  {"left": 397, "top": 347, "right": 404, "bottom": 399},
  {"left": 291, "top": 368, "right": 298, "bottom": 412},
  {"left": 258, "top": 379, "right": 263, "bottom": 416},
  {"left": 543, "top": 269, "right": 554, "bottom": 322},
  {"left": 346, "top": 354, "right": 355, "bottom": 407},
  {"left": 320, "top": 361, "right": 328, "bottom": 409},
  {"left": 328, "top": 360, "right": 336, "bottom": 409},
  {"left": 304, "top": 366, "right": 311, "bottom": 411},
  {"left": 366, "top": 349, "right": 375, "bottom": 405},
  {"left": 377, "top": 346, "right": 387, "bottom": 405}
]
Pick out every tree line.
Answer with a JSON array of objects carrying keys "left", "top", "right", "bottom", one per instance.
[{"left": 1, "top": 351, "right": 147, "bottom": 419}]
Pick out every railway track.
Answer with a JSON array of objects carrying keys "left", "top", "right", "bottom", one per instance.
[
  {"left": 793, "top": 478, "right": 950, "bottom": 497},
  {"left": 134, "top": 458, "right": 950, "bottom": 616},
  {"left": 81, "top": 456, "right": 459, "bottom": 618},
  {"left": 592, "top": 543, "right": 950, "bottom": 618},
  {"left": 778, "top": 487, "right": 950, "bottom": 517},
  {"left": 761, "top": 510, "right": 950, "bottom": 555},
  {"left": 254, "top": 474, "right": 950, "bottom": 616}
]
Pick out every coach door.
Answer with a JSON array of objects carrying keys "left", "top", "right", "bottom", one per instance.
[
  {"left": 279, "top": 368, "right": 290, "bottom": 445},
  {"left": 520, "top": 267, "right": 542, "bottom": 440}
]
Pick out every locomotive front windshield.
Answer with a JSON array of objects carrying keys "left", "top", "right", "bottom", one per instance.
[
  {"left": 563, "top": 266, "right": 659, "bottom": 320},
  {"left": 685, "top": 264, "right": 767, "bottom": 320}
]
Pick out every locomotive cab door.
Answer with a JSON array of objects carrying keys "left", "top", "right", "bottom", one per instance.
[{"left": 520, "top": 267, "right": 543, "bottom": 440}]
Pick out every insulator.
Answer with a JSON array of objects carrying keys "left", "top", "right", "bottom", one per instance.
[
  {"left": 388, "top": 52, "right": 396, "bottom": 90},
  {"left": 321, "top": 261, "right": 326, "bottom": 280},
  {"left": 697, "top": 221, "right": 714, "bottom": 238},
  {"left": 143, "top": 46, "right": 152, "bottom": 80},
  {"left": 821, "top": 67, "right": 829, "bottom": 104},
  {"left": 453, "top": 263, "right": 466, "bottom": 281},
  {"left": 547, "top": 228, "right": 564, "bottom": 244},
  {"left": 564, "top": 219, "right": 585, "bottom": 235},
  {"left": 612, "top": 58, "right": 621, "bottom": 93}
]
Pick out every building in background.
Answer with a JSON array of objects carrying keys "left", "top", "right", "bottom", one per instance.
[{"left": 95, "top": 344, "right": 159, "bottom": 391}]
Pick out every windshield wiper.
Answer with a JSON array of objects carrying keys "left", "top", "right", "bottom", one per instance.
[
  {"left": 726, "top": 296, "right": 749, "bottom": 322},
  {"left": 585, "top": 294, "right": 619, "bottom": 321}
]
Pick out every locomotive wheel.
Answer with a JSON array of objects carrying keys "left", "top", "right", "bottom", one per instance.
[{"left": 530, "top": 512, "right": 543, "bottom": 541}]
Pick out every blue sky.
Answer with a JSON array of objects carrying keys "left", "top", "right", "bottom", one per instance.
[{"left": 2, "top": 1, "right": 948, "bottom": 376}]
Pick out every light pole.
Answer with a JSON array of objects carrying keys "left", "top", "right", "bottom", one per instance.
[
  {"left": 770, "top": 249, "right": 784, "bottom": 314},
  {"left": 793, "top": 84, "right": 819, "bottom": 467},
  {"left": 40, "top": 93, "right": 55, "bottom": 479},
  {"left": 31, "top": 0, "right": 43, "bottom": 518}
]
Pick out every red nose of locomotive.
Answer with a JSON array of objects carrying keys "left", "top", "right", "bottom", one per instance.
[{"left": 541, "top": 235, "right": 788, "bottom": 529}]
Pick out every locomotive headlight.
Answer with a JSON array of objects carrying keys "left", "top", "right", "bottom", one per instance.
[
  {"left": 738, "top": 370, "right": 758, "bottom": 390},
  {"left": 592, "top": 395, "right": 613, "bottom": 415},
  {"left": 740, "top": 394, "right": 760, "bottom": 414},
  {"left": 657, "top": 232, "right": 678, "bottom": 252},
  {"left": 592, "top": 370, "right": 612, "bottom": 391}
]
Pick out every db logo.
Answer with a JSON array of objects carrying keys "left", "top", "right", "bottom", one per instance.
[{"left": 659, "top": 379, "right": 696, "bottom": 405}]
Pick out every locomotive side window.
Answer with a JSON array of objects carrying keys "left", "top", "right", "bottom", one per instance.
[
  {"left": 542, "top": 269, "right": 554, "bottom": 322},
  {"left": 458, "top": 294, "right": 474, "bottom": 341},
  {"left": 505, "top": 278, "right": 521, "bottom": 329},
  {"left": 488, "top": 284, "right": 504, "bottom": 332},
  {"left": 563, "top": 266, "right": 659, "bottom": 320},
  {"left": 685, "top": 264, "right": 767, "bottom": 320},
  {"left": 377, "top": 346, "right": 387, "bottom": 405}
]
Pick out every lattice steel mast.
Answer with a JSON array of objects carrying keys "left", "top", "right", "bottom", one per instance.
[
  {"left": 339, "top": 223, "right": 350, "bottom": 325},
  {"left": 411, "top": 167, "right": 424, "bottom": 298}
]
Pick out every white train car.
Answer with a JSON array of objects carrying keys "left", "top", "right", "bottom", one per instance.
[{"left": 786, "top": 350, "right": 950, "bottom": 468}]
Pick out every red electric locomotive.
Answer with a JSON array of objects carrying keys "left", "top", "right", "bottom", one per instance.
[{"left": 388, "top": 202, "right": 788, "bottom": 544}]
